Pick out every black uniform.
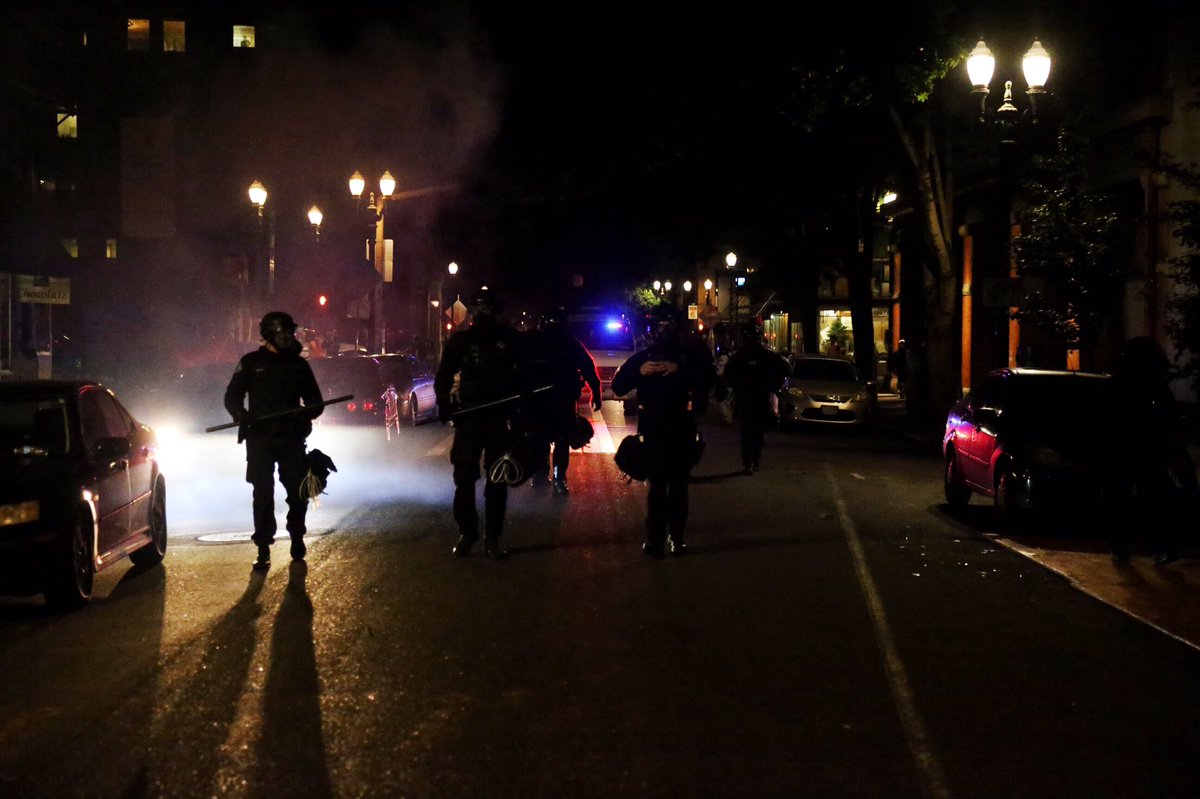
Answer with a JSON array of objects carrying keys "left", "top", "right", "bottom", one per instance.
[
  {"left": 434, "top": 300, "right": 523, "bottom": 556},
  {"left": 522, "top": 320, "right": 602, "bottom": 493},
  {"left": 723, "top": 336, "right": 789, "bottom": 473},
  {"left": 224, "top": 345, "right": 323, "bottom": 553},
  {"left": 611, "top": 316, "right": 714, "bottom": 556}
]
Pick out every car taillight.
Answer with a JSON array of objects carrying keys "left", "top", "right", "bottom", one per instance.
[
  {"left": 362, "top": 400, "right": 376, "bottom": 412},
  {"left": 347, "top": 401, "right": 358, "bottom": 412}
]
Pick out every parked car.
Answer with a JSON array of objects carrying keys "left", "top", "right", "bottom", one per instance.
[
  {"left": 942, "top": 368, "right": 1112, "bottom": 521},
  {"left": 777, "top": 355, "right": 877, "bottom": 427},
  {"left": 307, "top": 354, "right": 437, "bottom": 431},
  {"left": 374, "top": 354, "right": 438, "bottom": 426},
  {"left": 0, "top": 380, "right": 167, "bottom": 609}
]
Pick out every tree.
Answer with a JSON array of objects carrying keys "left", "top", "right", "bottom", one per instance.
[
  {"left": 782, "top": 5, "right": 966, "bottom": 423},
  {"left": 1011, "top": 125, "right": 1125, "bottom": 369}
]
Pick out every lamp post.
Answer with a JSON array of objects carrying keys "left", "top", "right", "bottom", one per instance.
[
  {"left": 966, "top": 39, "right": 1052, "bottom": 373},
  {"left": 247, "top": 179, "right": 277, "bottom": 301},
  {"left": 725, "top": 252, "right": 738, "bottom": 322},
  {"left": 348, "top": 169, "right": 396, "bottom": 353},
  {"left": 307, "top": 205, "right": 323, "bottom": 240},
  {"left": 967, "top": 38, "right": 1051, "bottom": 144},
  {"left": 430, "top": 260, "right": 463, "bottom": 364}
]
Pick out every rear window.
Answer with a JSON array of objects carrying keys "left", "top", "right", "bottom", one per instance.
[{"left": 791, "top": 359, "right": 860, "bottom": 383}]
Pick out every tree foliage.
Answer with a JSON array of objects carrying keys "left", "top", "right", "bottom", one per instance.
[
  {"left": 1011, "top": 125, "right": 1125, "bottom": 358},
  {"left": 1160, "top": 154, "right": 1200, "bottom": 390}
]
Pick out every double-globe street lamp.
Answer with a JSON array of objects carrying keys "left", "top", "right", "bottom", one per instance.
[
  {"left": 348, "top": 170, "right": 396, "bottom": 353},
  {"left": 966, "top": 38, "right": 1051, "bottom": 143},
  {"left": 965, "top": 38, "right": 1053, "bottom": 371}
]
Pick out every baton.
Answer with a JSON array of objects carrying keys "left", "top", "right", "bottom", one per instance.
[
  {"left": 451, "top": 385, "right": 553, "bottom": 418},
  {"left": 205, "top": 394, "right": 355, "bottom": 432}
]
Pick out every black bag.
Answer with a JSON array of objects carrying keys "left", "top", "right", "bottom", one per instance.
[
  {"left": 614, "top": 434, "right": 650, "bottom": 481},
  {"left": 568, "top": 414, "right": 595, "bottom": 450}
]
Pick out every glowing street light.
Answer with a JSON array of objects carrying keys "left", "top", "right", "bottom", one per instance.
[
  {"left": 348, "top": 169, "right": 397, "bottom": 352},
  {"left": 967, "top": 38, "right": 1051, "bottom": 142}
]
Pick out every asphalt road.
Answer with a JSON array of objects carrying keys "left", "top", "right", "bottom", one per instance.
[{"left": 0, "top": 405, "right": 1198, "bottom": 798}]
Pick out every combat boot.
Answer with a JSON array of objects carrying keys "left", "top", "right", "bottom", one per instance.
[
  {"left": 484, "top": 536, "right": 509, "bottom": 559},
  {"left": 453, "top": 533, "right": 477, "bottom": 557},
  {"left": 552, "top": 466, "right": 570, "bottom": 495},
  {"left": 252, "top": 543, "right": 271, "bottom": 571}
]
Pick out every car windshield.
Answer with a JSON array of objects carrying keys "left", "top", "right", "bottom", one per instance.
[
  {"left": 0, "top": 397, "right": 70, "bottom": 457},
  {"left": 791, "top": 359, "right": 860, "bottom": 383}
]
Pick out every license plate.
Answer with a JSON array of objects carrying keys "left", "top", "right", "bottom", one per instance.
[{"left": 820, "top": 405, "right": 838, "bottom": 416}]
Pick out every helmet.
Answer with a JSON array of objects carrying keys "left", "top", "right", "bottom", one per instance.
[
  {"left": 469, "top": 286, "right": 503, "bottom": 315},
  {"left": 567, "top": 414, "right": 594, "bottom": 450},
  {"left": 260, "top": 311, "right": 298, "bottom": 339}
]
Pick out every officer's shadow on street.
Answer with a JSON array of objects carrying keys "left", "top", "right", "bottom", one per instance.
[
  {"left": 143, "top": 571, "right": 266, "bottom": 796},
  {"left": 255, "top": 560, "right": 333, "bottom": 798}
]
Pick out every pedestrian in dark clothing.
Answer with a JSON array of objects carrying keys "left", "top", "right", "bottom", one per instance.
[
  {"left": 723, "top": 323, "right": 789, "bottom": 474},
  {"left": 434, "top": 286, "right": 523, "bottom": 558},
  {"left": 611, "top": 304, "right": 715, "bottom": 557},
  {"left": 523, "top": 303, "right": 603, "bottom": 495},
  {"left": 1107, "top": 336, "right": 1198, "bottom": 565},
  {"left": 224, "top": 311, "right": 325, "bottom": 571},
  {"left": 887, "top": 339, "right": 908, "bottom": 396}
]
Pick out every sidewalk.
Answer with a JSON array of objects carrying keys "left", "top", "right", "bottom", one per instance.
[{"left": 875, "top": 390, "right": 1200, "bottom": 651}]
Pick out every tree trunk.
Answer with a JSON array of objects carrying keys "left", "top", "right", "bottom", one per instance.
[{"left": 888, "top": 103, "right": 961, "bottom": 424}]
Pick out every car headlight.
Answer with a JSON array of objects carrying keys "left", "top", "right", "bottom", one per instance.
[
  {"left": 787, "top": 387, "right": 807, "bottom": 399},
  {"left": 851, "top": 391, "right": 867, "bottom": 402}
]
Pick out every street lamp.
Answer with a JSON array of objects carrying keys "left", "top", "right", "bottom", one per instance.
[
  {"left": 307, "top": 205, "right": 323, "bottom": 240},
  {"left": 653, "top": 280, "right": 662, "bottom": 294},
  {"left": 967, "top": 38, "right": 1051, "bottom": 143},
  {"left": 725, "top": 252, "right": 738, "bottom": 322},
  {"left": 246, "top": 179, "right": 277, "bottom": 299},
  {"left": 348, "top": 170, "right": 396, "bottom": 352},
  {"left": 703, "top": 278, "right": 713, "bottom": 305}
]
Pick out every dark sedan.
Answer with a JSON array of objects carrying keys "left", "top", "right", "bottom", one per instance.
[
  {"left": 943, "top": 368, "right": 1111, "bottom": 522},
  {"left": 0, "top": 380, "right": 167, "bottom": 609}
]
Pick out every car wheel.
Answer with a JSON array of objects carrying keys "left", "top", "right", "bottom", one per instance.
[
  {"left": 407, "top": 394, "right": 420, "bottom": 426},
  {"left": 994, "top": 469, "right": 1021, "bottom": 523},
  {"left": 131, "top": 477, "right": 167, "bottom": 568},
  {"left": 44, "top": 512, "right": 95, "bottom": 610},
  {"left": 944, "top": 450, "right": 971, "bottom": 507}
]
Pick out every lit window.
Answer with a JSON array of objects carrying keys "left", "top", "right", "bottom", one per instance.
[
  {"left": 128, "top": 19, "right": 150, "bottom": 51},
  {"left": 163, "top": 20, "right": 185, "bottom": 52},
  {"left": 61, "top": 239, "right": 79, "bottom": 259},
  {"left": 56, "top": 112, "right": 77, "bottom": 139},
  {"left": 106, "top": 239, "right": 118, "bottom": 259},
  {"left": 233, "top": 25, "right": 255, "bottom": 48}
]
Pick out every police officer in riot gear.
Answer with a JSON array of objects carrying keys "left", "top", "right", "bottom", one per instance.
[
  {"left": 722, "top": 322, "right": 789, "bottom": 473},
  {"left": 611, "top": 303, "right": 715, "bottom": 557},
  {"left": 523, "top": 302, "right": 603, "bottom": 494},
  {"left": 224, "top": 311, "right": 324, "bottom": 570},
  {"left": 434, "top": 287, "right": 523, "bottom": 558}
]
